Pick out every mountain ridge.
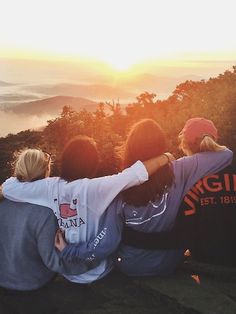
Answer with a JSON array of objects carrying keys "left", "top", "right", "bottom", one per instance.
[{"left": 2, "top": 95, "right": 98, "bottom": 116}]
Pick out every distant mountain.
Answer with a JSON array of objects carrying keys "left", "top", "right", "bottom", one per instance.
[
  {"left": 23, "top": 83, "right": 135, "bottom": 101},
  {"left": 0, "top": 93, "right": 40, "bottom": 102},
  {"left": 20, "top": 74, "right": 203, "bottom": 102},
  {"left": 4, "top": 96, "right": 98, "bottom": 116},
  {"left": 0, "top": 73, "right": 204, "bottom": 111}
]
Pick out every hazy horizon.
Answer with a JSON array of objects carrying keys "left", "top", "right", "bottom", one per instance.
[
  {"left": 0, "top": 58, "right": 235, "bottom": 137},
  {"left": 1, "top": 56, "right": 235, "bottom": 84}
]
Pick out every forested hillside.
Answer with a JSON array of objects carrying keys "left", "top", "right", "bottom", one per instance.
[{"left": 0, "top": 66, "right": 236, "bottom": 183}]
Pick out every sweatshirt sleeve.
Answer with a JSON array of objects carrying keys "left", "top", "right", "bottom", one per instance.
[
  {"left": 173, "top": 148, "right": 233, "bottom": 197},
  {"left": 37, "top": 211, "right": 98, "bottom": 275},
  {"left": 87, "top": 160, "right": 148, "bottom": 215},
  {"left": 66, "top": 160, "right": 148, "bottom": 215},
  {"left": 60, "top": 198, "right": 123, "bottom": 263},
  {"left": 2, "top": 177, "right": 52, "bottom": 208}
]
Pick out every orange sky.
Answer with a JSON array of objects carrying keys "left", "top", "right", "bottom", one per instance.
[{"left": 1, "top": 0, "right": 236, "bottom": 72}]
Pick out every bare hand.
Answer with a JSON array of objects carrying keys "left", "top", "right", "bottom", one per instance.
[{"left": 55, "top": 229, "right": 67, "bottom": 252}]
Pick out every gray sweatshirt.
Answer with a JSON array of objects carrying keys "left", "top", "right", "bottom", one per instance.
[{"left": 0, "top": 199, "right": 95, "bottom": 291}]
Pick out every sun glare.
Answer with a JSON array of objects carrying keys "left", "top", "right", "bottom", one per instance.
[
  {"left": 106, "top": 59, "right": 134, "bottom": 72},
  {"left": 100, "top": 54, "right": 141, "bottom": 72}
]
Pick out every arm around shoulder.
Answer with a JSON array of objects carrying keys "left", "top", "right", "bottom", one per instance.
[{"left": 142, "top": 152, "right": 175, "bottom": 176}]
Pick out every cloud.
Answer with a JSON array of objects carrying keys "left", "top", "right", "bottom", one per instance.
[{"left": 0, "top": 110, "right": 53, "bottom": 137}]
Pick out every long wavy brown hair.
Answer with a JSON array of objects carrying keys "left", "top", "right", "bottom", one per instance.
[{"left": 121, "top": 119, "right": 174, "bottom": 206}]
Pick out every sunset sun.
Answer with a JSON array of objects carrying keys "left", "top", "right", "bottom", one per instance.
[{"left": 105, "top": 58, "right": 135, "bottom": 72}]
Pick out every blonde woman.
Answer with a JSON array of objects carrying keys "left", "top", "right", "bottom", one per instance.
[{"left": 2, "top": 135, "right": 174, "bottom": 283}]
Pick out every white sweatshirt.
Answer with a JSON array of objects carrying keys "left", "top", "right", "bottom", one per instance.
[{"left": 2, "top": 161, "right": 148, "bottom": 283}]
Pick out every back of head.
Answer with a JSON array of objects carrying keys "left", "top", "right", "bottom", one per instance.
[
  {"left": 179, "top": 117, "right": 226, "bottom": 155},
  {"left": 122, "top": 119, "right": 174, "bottom": 206},
  {"left": 60, "top": 135, "right": 99, "bottom": 182},
  {"left": 14, "top": 149, "right": 50, "bottom": 182},
  {"left": 122, "top": 119, "right": 167, "bottom": 168}
]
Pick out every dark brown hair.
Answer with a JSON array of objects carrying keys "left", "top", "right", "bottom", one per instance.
[
  {"left": 60, "top": 135, "right": 99, "bottom": 182},
  {"left": 121, "top": 119, "right": 174, "bottom": 206}
]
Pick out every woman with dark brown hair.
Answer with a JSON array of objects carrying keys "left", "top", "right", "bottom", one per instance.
[
  {"left": 56, "top": 118, "right": 232, "bottom": 277},
  {"left": 120, "top": 118, "right": 174, "bottom": 207}
]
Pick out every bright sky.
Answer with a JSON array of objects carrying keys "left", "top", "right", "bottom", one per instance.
[{"left": 1, "top": 0, "right": 236, "bottom": 70}]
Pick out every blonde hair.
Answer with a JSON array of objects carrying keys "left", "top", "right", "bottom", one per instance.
[
  {"left": 180, "top": 134, "right": 226, "bottom": 156},
  {"left": 199, "top": 136, "right": 226, "bottom": 152},
  {"left": 14, "top": 149, "right": 50, "bottom": 182}
]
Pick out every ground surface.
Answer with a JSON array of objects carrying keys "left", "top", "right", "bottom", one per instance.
[{"left": 1, "top": 262, "right": 236, "bottom": 314}]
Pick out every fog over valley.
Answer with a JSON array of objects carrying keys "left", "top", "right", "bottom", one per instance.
[{"left": 0, "top": 57, "right": 235, "bottom": 137}]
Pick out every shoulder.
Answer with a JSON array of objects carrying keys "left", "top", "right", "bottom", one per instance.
[
  {"left": 16, "top": 200, "right": 53, "bottom": 216},
  {"left": 25, "top": 203, "right": 57, "bottom": 229},
  {"left": 172, "top": 153, "right": 211, "bottom": 169},
  {"left": 172, "top": 155, "right": 193, "bottom": 173},
  {"left": 173, "top": 153, "right": 204, "bottom": 165},
  {"left": 0, "top": 198, "right": 54, "bottom": 219},
  {"left": 23, "top": 201, "right": 53, "bottom": 214}
]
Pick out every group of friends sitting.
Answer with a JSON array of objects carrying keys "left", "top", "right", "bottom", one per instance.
[{"left": 0, "top": 117, "right": 235, "bottom": 312}]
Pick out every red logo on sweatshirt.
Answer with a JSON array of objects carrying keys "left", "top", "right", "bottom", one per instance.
[{"left": 60, "top": 204, "right": 77, "bottom": 219}]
